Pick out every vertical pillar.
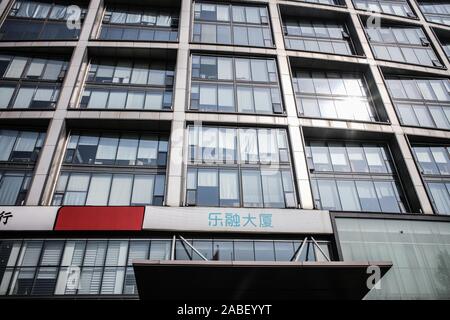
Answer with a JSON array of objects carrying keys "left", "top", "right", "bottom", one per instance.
[
  {"left": 269, "top": 1, "right": 314, "bottom": 209},
  {"left": 165, "top": 0, "right": 191, "bottom": 206},
  {"left": 26, "top": 0, "right": 103, "bottom": 205}
]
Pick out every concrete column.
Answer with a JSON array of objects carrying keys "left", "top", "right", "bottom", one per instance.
[
  {"left": 0, "top": 0, "right": 12, "bottom": 20},
  {"left": 408, "top": 0, "right": 450, "bottom": 70},
  {"left": 25, "top": 0, "right": 103, "bottom": 205},
  {"left": 269, "top": 1, "right": 314, "bottom": 209},
  {"left": 395, "top": 134, "right": 434, "bottom": 214},
  {"left": 165, "top": 0, "right": 191, "bottom": 206}
]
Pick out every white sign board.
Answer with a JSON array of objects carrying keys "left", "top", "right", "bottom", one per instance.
[
  {"left": 0, "top": 206, "right": 59, "bottom": 231},
  {"left": 143, "top": 207, "right": 333, "bottom": 234}
]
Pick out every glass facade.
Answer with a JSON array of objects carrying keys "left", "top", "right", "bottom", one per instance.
[
  {"left": 296, "top": 0, "right": 342, "bottom": 5},
  {"left": 353, "top": 0, "right": 415, "bottom": 18},
  {"left": 187, "top": 126, "right": 296, "bottom": 208},
  {"left": 0, "top": 0, "right": 449, "bottom": 302},
  {"left": 0, "top": 129, "right": 45, "bottom": 205},
  {"left": 336, "top": 218, "right": 450, "bottom": 299},
  {"left": 0, "top": 237, "right": 332, "bottom": 296},
  {"left": 443, "top": 43, "right": 450, "bottom": 61},
  {"left": 175, "top": 238, "right": 331, "bottom": 261},
  {"left": 418, "top": 1, "right": 450, "bottom": 26},
  {"left": 412, "top": 144, "right": 450, "bottom": 215},
  {"left": 79, "top": 58, "right": 174, "bottom": 110},
  {"left": 306, "top": 141, "right": 408, "bottom": 213},
  {"left": 385, "top": 76, "right": 450, "bottom": 130},
  {"left": 365, "top": 25, "right": 443, "bottom": 67},
  {"left": 193, "top": 2, "right": 273, "bottom": 47},
  {"left": 283, "top": 17, "right": 355, "bottom": 55},
  {"left": 0, "top": 53, "right": 67, "bottom": 109},
  {"left": 52, "top": 131, "right": 168, "bottom": 206},
  {"left": 0, "top": 0, "right": 87, "bottom": 41},
  {"left": 0, "top": 238, "right": 171, "bottom": 296},
  {"left": 98, "top": 5, "right": 178, "bottom": 41},
  {"left": 293, "top": 69, "right": 378, "bottom": 121},
  {"left": 190, "top": 54, "right": 283, "bottom": 114}
]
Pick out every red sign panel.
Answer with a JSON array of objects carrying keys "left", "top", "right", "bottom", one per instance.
[{"left": 54, "top": 206, "right": 145, "bottom": 231}]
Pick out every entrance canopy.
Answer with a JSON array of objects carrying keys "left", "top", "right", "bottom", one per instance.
[{"left": 133, "top": 260, "right": 392, "bottom": 300}]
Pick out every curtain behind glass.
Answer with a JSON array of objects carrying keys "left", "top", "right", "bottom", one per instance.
[
  {"left": 131, "top": 175, "right": 154, "bottom": 204},
  {"left": 16, "top": 2, "right": 37, "bottom": 18},
  {"left": 0, "top": 130, "right": 17, "bottom": 160},
  {"left": 137, "top": 136, "right": 158, "bottom": 162},
  {"left": 0, "top": 86, "right": 15, "bottom": 108},
  {"left": 258, "top": 129, "right": 278, "bottom": 163},
  {"left": 111, "top": 12, "right": 126, "bottom": 24},
  {"left": 0, "top": 174, "right": 24, "bottom": 205},
  {"left": 95, "top": 136, "right": 118, "bottom": 162},
  {"left": 239, "top": 129, "right": 258, "bottom": 162},
  {"left": 428, "top": 183, "right": 450, "bottom": 214},
  {"left": 242, "top": 170, "right": 263, "bottom": 206},
  {"left": 109, "top": 175, "right": 132, "bottom": 205},
  {"left": 14, "top": 131, "right": 38, "bottom": 152},
  {"left": 198, "top": 169, "right": 217, "bottom": 187},
  {"left": 219, "top": 170, "right": 238, "bottom": 200},
  {"left": 261, "top": 171, "right": 284, "bottom": 206},
  {"left": 85, "top": 174, "right": 111, "bottom": 205},
  {"left": 49, "top": 5, "right": 66, "bottom": 20},
  {"left": 218, "top": 128, "right": 236, "bottom": 162},
  {"left": 317, "top": 179, "right": 341, "bottom": 210},
  {"left": 337, "top": 180, "right": 361, "bottom": 211},
  {"left": 116, "top": 136, "right": 138, "bottom": 161}
]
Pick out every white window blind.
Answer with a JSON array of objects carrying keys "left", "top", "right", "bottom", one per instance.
[
  {"left": 14, "top": 131, "right": 38, "bottom": 152},
  {"left": 20, "top": 241, "right": 43, "bottom": 266},
  {"left": 40, "top": 242, "right": 63, "bottom": 266},
  {"left": 83, "top": 241, "right": 107, "bottom": 266}
]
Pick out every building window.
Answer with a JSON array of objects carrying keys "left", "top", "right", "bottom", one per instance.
[
  {"left": 353, "top": 0, "right": 416, "bottom": 18},
  {"left": 306, "top": 140, "right": 409, "bottom": 213},
  {"left": 434, "top": 31, "right": 450, "bottom": 62},
  {"left": 192, "top": 2, "right": 273, "bottom": 47},
  {"left": 365, "top": 24, "right": 443, "bottom": 67},
  {"left": 186, "top": 126, "right": 296, "bottom": 208},
  {"left": 0, "top": 1, "right": 87, "bottom": 41},
  {"left": 190, "top": 55, "right": 283, "bottom": 114},
  {"left": 0, "top": 237, "right": 332, "bottom": 296},
  {"left": 443, "top": 42, "right": 450, "bottom": 61},
  {"left": 335, "top": 218, "right": 450, "bottom": 299},
  {"left": 293, "top": 0, "right": 343, "bottom": 5},
  {"left": 52, "top": 131, "right": 168, "bottom": 206},
  {"left": 385, "top": 76, "right": 450, "bottom": 130},
  {"left": 98, "top": 5, "right": 179, "bottom": 41},
  {"left": 175, "top": 238, "right": 331, "bottom": 261},
  {"left": 78, "top": 58, "right": 174, "bottom": 110},
  {"left": 292, "top": 69, "right": 379, "bottom": 122},
  {"left": 0, "top": 238, "right": 171, "bottom": 296},
  {"left": 412, "top": 144, "right": 450, "bottom": 214},
  {"left": 0, "top": 129, "right": 46, "bottom": 205},
  {"left": 418, "top": 1, "right": 450, "bottom": 26},
  {"left": 282, "top": 17, "right": 356, "bottom": 56},
  {"left": 0, "top": 54, "right": 67, "bottom": 109}
]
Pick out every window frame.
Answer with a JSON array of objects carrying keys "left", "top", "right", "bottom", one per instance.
[
  {"left": 306, "top": 139, "right": 410, "bottom": 213},
  {"left": 98, "top": 5, "right": 179, "bottom": 42},
  {"left": 185, "top": 125, "right": 297, "bottom": 208},
  {"left": 192, "top": 1, "right": 274, "bottom": 48},
  {"left": 384, "top": 75, "right": 450, "bottom": 131},
  {"left": 189, "top": 54, "right": 284, "bottom": 115}
]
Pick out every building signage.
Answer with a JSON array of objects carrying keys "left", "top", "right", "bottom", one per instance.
[
  {"left": 208, "top": 212, "right": 273, "bottom": 229},
  {"left": 54, "top": 206, "right": 145, "bottom": 231},
  {"left": 0, "top": 206, "right": 58, "bottom": 231},
  {"left": 0, "top": 206, "right": 332, "bottom": 234},
  {"left": 143, "top": 207, "right": 333, "bottom": 234},
  {"left": 0, "top": 210, "right": 13, "bottom": 225}
]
